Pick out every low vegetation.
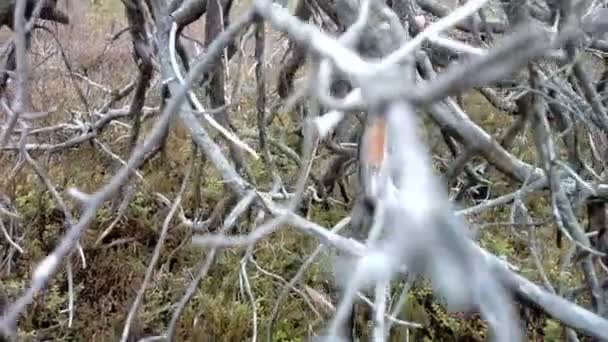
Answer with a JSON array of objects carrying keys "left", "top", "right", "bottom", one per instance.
[{"left": 2, "top": 0, "right": 608, "bottom": 341}]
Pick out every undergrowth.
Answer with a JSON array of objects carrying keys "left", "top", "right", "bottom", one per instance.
[{"left": 0, "top": 1, "right": 597, "bottom": 341}]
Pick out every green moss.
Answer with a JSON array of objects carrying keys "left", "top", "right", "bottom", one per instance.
[{"left": 0, "top": 4, "right": 588, "bottom": 341}]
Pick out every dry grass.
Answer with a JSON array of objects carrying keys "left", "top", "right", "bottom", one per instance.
[
  {"left": 0, "top": 2, "right": 311, "bottom": 340},
  {"left": 0, "top": 2, "right": 543, "bottom": 340}
]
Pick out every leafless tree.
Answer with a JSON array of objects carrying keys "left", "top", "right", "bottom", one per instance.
[{"left": 2, "top": 0, "right": 608, "bottom": 341}]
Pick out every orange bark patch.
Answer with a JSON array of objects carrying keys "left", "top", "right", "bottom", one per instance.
[{"left": 365, "top": 117, "right": 386, "bottom": 169}]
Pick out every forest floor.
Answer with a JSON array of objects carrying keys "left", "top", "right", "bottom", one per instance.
[{"left": 0, "top": 1, "right": 587, "bottom": 341}]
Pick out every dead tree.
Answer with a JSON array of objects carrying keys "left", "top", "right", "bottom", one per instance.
[
  {"left": 0, "top": 0, "right": 68, "bottom": 29},
  {"left": 0, "top": 0, "right": 70, "bottom": 97},
  {"left": 6, "top": 0, "right": 608, "bottom": 341}
]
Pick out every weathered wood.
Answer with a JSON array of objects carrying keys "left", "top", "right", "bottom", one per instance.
[
  {"left": 0, "top": 0, "right": 69, "bottom": 29},
  {"left": 0, "top": 1, "right": 69, "bottom": 99}
]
